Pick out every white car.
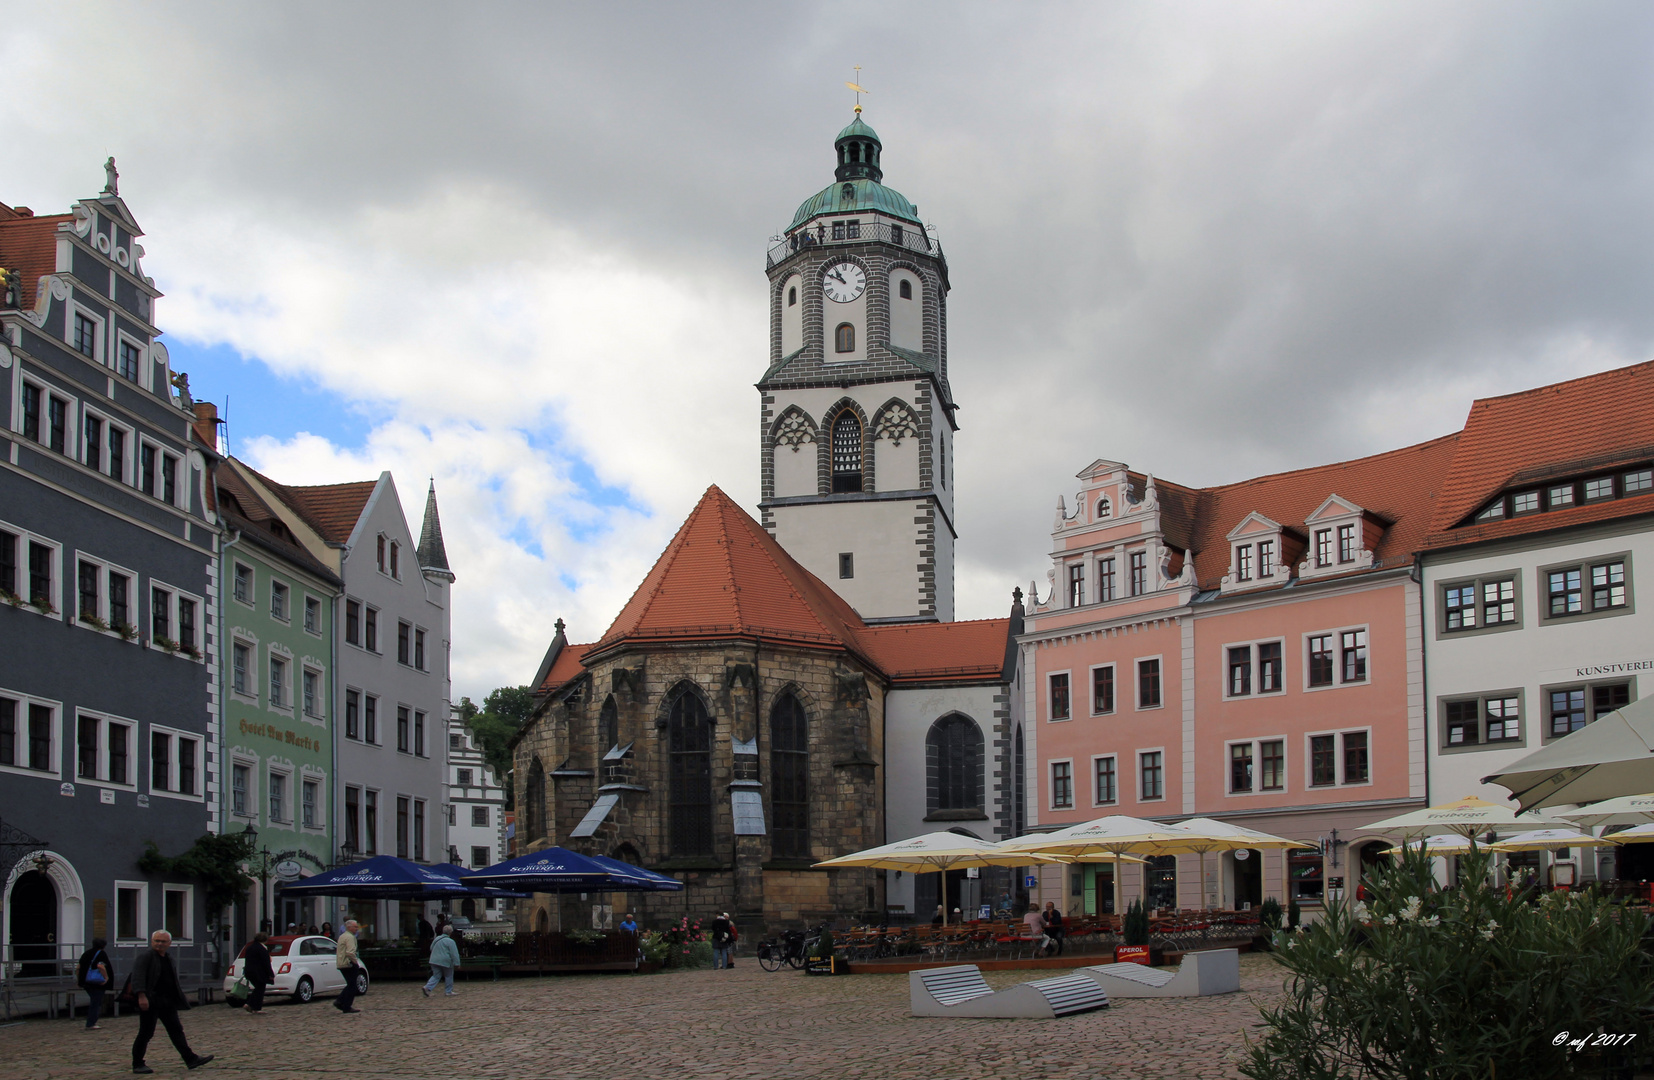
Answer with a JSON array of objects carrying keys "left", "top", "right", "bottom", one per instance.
[{"left": 223, "top": 935, "right": 369, "bottom": 1005}]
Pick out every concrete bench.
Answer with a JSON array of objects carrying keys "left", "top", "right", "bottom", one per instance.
[
  {"left": 1078, "top": 948, "right": 1240, "bottom": 998},
  {"left": 909, "top": 964, "right": 1110, "bottom": 1019}
]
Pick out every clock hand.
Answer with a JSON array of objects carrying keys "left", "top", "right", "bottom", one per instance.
[{"left": 829, "top": 270, "right": 846, "bottom": 284}]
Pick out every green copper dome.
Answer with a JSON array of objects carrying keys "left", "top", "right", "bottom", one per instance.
[
  {"left": 790, "top": 178, "right": 921, "bottom": 229},
  {"left": 788, "top": 114, "right": 921, "bottom": 229}
]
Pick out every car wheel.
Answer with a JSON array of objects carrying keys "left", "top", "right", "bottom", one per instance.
[
  {"left": 293, "top": 976, "right": 314, "bottom": 1004},
  {"left": 353, "top": 971, "right": 368, "bottom": 996}
]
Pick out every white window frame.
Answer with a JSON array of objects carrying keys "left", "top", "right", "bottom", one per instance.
[
  {"left": 1304, "top": 727, "right": 1375, "bottom": 789},
  {"left": 103, "top": 416, "right": 134, "bottom": 486},
  {"left": 302, "top": 667, "right": 323, "bottom": 719},
  {"left": 74, "top": 708, "right": 138, "bottom": 791},
  {"left": 1134, "top": 654, "right": 1165, "bottom": 712},
  {"left": 68, "top": 301, "right": 106, "bottom": 364},
  {"left": 230, "top": 636, "right": 257, "bottom": 701},
  {"left": 80, "top": 402, "right": 115, "bottom": 472},
  {"left": 413, "top": 625, "right": 427, "bottom": 671},
  {"left": 0, "top": 689, "right": 63, "bottom": 781},
  {"left": 1091, "top": 753, "right": 1119, "bottom": 807},
  {"left": 270, "top": 579, "right": 290, "bottom": 623},
  {"left": 147, "top": 579, "right": 204, "bottom": 660},
  {"left": 1, "top": 519, "right": 63, "bottom": 619},
  {"left": 1046, "top": 669, "right": 1072, "bottom": 722},
  {"left": 232, "top": 562, "right": 255, "bottom": 608},
  {"left": 302, "top": 593, "right": 322, "bottom": 637},
  {"left": 1136, "top": 746, "right": 1167, "bottom": 802},
  {"left": 300, "top": 769, "right": 325, "bottom": 831},
  {"left": 268, "top": 765, "right": 292, "bottom": 825},
  {"left": 1256, "top": 735, "right": 1289, "bottom": 794},
  {"left": 1301, "top": 625, "right": 1371, "bottom": 693},
  {"left": 113, "top": 880, "right": 149, "bottom": 944},
  {"left": 1225, "top": 738, "right": 1257, "bottom": 795},
  {"left": 160, "top": 883, "right": 194, "bottom": 944},
  {"left": 113, "top": 326, "right": 148, "bottom": 383},
  {"left": 1222, "top": 641, "right": 1254, "bottom": 700},
  {"left": 229, "top": 755, "right": 257, "bottom": 819},
  {"left": 1088, "top": 663, "right": 1117, "bottom": 716},
  {"left": 135, "top": 434, "right": 163, "bottom": 499},
  {"left": 267, "top": 646, "right": 293, "bottom": 714},
  {"left": 147, "top": 723, "right": 204, "bottom": 803},
  {"left": 1048, "top": 758, "right": 1075, "bottom": 810}
]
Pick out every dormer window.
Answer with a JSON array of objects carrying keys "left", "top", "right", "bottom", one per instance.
[
  {"left": 1337, "top": 523, "right": 1356, "bottom": 564},
  {"left": 1314, "top": 529, "right": 1333, "bottom": 567},
  {"left": 1235, "top": 545, "right": 1253, "bottom": 582},
  {"left": 1511, "top": 491, "right": 1540, "bottom": 515},
  {"left": 1096, "top": 496, "right": 1111, "bottom": 520},
  {"left": 1549, "top": 484, "right": 1575, "bottom": 508},
  {"left": 1258, "top": 540, "right": 1275, "bottom": 577}
]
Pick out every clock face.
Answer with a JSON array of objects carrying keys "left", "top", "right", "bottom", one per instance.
[{"left": 822, "top": 261, "right": 866, "bottom": 303}]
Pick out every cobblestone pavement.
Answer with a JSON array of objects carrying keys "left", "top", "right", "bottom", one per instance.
[{"left": 1, "top": 953, "right": 1288, "bottom": 1080}]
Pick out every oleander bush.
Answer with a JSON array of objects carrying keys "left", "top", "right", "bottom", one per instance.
[{"left": 1242, "top": 844, "right": 1653, "bottom": 1079}]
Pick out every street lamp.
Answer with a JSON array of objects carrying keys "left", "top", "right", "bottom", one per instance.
[{"left": 241, "top": 824, "right": 274, "bottom": 933}]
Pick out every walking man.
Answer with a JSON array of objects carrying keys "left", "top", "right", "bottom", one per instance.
[
  {"left": 422, "top": 924, "right": 461, "bottom": 997},
  {"left": 130, "top": 930, "right": 213, "bottom": 1074},
  {"left": 333, "top": 920, "right": 363, "bottom": 1014},
  {"left": 241, "top": 932, "right": 273, "bottom": 1014}
]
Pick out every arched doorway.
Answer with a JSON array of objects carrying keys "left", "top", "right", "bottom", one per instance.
[
  {"left": 9, "top": 870, "right": 57, "bottom": 977},
  {"left": 535, "top": 907, "right": 550, "bottom": 933},
  {"left": 460, "top": 898, "right": 476, "bottom": 919}
]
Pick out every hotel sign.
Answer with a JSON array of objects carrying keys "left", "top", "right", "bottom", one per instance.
[{"left": 237, "top": 719, "right": 323, "bottom": 754}]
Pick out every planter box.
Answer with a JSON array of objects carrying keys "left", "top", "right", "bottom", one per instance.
[{"left": 1114, "top": 945, "right": 1151, "bottom": 965}]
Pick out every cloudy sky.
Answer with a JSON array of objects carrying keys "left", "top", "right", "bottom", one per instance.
[{"left": 6, "top": 3, "right": 1653, "bottom": 700}]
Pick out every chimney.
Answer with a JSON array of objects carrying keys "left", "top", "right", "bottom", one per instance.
[{"left": 191, "top": 401, "right": 221, "bottom": 452}]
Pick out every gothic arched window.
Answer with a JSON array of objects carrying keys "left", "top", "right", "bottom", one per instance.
[
  {"left": 831, "top": 412, "right": 863, "bottom": 493},
  {"left": 599, "top": 695, "right": 618, "bottom": 754},
  {"left": 524, "top": 757, "right": 546, "bottom": 842},
  {"left": 927, "top": 714, "right": 984, "bottom": 815},
  {"left": 667, "top": 688, "right": 714, "bottom": 856},
  {"left": 835, "top": 322, "right": 855, "bottom": 353},
  {"left": 899, "top": 278, "right": 912, "bottom": 300},
  {"left": 770, "top": 693, "right": 809, "bottom": 859},
  {"left": 787, "top": 286, "right": 797, "bottom": 306}
]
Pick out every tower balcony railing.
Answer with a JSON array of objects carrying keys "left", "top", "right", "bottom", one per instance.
[{"left": 767, "top": 219, "right": 943, "bottom": 270}]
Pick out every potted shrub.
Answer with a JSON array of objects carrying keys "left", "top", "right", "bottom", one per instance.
[
  {"left": 79, "top": 612, "right": 110, "bottom": 631},
  {"left": 29, "top": 595, "right": 55, "bottom": 615},
  {"left": 1116, "top": 899, "right": 1152, "bottom": 964},
  {"left": 154, "top": 635, "right": 179, "bottom": 653}
]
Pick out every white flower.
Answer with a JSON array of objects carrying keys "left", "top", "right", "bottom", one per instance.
[
  {"left": 1352, "top": 902, "right": 1370, "bottom": 920},
  {"left": 1401, "top": 896, "right": 1423, "bottom": 921},
  {"left": 1481, "top": 928, "right": 1496, "bottom": 940},
  {"left": 1484, "top": 919, "right": 1498, "bottom": 933},
  {"left": 1381, "top": 914, "right": 1397, "bottom": 926},
  {"left": 1420, "top": 915, "right": 1441, "bottom": 928},
  {"left": 1333, "top": 947, "right": 1345, "bottom": 958}
]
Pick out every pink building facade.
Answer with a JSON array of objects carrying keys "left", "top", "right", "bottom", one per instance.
[{"left": 1018, "top": 444, "right": 1452, "bottom": 916}]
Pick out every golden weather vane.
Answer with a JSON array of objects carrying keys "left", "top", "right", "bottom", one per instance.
[{"left": 845, "top": 65, "right": 869, "bottom": 114}]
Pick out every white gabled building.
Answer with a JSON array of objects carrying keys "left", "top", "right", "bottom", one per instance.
[
  {"left": 1419, "top": 361, "right": 1654, "bottom": 887},
  {"left": 444, "top": 708, "right": 507, "bottom": 921}
]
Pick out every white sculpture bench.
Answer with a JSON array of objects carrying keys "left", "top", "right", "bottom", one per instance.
[
  {"left": 910, "top": 965, "right": 1110, "bottom": 1018},
  {"left": 1078, "top": 948, "right": 1241, "bottom": 998}
]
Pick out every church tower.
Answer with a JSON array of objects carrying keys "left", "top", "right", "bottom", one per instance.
[{"left": 758, "top": 112, "right": 956, "bottom": 623}]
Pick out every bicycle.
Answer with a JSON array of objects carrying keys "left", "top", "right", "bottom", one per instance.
[{"left": 757, "top": 925, "right": 827, "bottom": 971}]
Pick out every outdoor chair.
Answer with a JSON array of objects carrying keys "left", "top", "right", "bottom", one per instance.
[{"left": 910, "top": 964, "right": 1110, "bottom": 1018}]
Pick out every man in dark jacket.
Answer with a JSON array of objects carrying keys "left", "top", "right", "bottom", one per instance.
[
  {"left": 241, "top": 932, "right": 274, "bottom": 1014},
  {"left": 130, "top": 930, "right": 213, "bottom": 1074}
]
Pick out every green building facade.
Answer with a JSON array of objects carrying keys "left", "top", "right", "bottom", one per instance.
[{"left": 215, "top": 460, "right": 342, "bottom": 934}]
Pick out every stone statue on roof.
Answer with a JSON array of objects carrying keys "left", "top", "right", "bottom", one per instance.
[{"left": 103, "top": 157, "right": 119, "bottom": 197}]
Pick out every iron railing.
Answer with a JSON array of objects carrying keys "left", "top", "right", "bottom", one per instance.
[
  {"left": 0, "top": 941, "right": 215, "bottom": 1020},
  {"left": 767, "top": 219, "right": 943, "bottom": 270}
]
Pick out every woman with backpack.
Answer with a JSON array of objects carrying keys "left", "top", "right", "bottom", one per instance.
[{"left": 76, "top": 938, "right": 112, "bottom": 1030}]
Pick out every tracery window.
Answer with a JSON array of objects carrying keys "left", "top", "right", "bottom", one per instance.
[
  {"left": 668, "top": 688, "right": 714, "bottom": 856},
  {"left": 831, "top": 412, "right": 863, "bottom": 493},
  {"left": 927, "top": 714, "right": 983, "bottom": 814},
  {"left": 770, "top": 693, "right": 809, "bottom": 859}
]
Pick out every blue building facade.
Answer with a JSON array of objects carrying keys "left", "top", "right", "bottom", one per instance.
[{"left": 1, "top": 166, "right": 221, "bottom": 978}]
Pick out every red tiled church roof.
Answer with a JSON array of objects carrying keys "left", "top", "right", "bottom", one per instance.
[
  {"left": 594, "top": 485, "right": 868, "bottom": 654},
  {"left": 859, "top": 618, "right": 1012, "bottom": 685},
  {"left": 538, "top": 486, "right": 1012, "bottom": 692},
  {"left": 1422, "top": 360, "right": 1654, "bottom": 549},
  {"left": 1183, "top": 435, "right": 1459, "bottom": 588},
  {"left": 0, "top": 203, "right": 72, "bottom": 311}
]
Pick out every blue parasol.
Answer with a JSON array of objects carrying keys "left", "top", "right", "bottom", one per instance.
[
  {"left": 274, "top": 855, "right": 472, "bottom": 900},
  {"left": 461, "top": 847, "right": 683, "bottom": 893}
]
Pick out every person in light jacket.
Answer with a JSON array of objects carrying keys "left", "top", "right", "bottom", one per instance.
[
  {"left": 333, "top": 921, "right": 363, "bottom": 1014},
  {"left": 422, "top": 925, "right": 461, "bottom": 997}
]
